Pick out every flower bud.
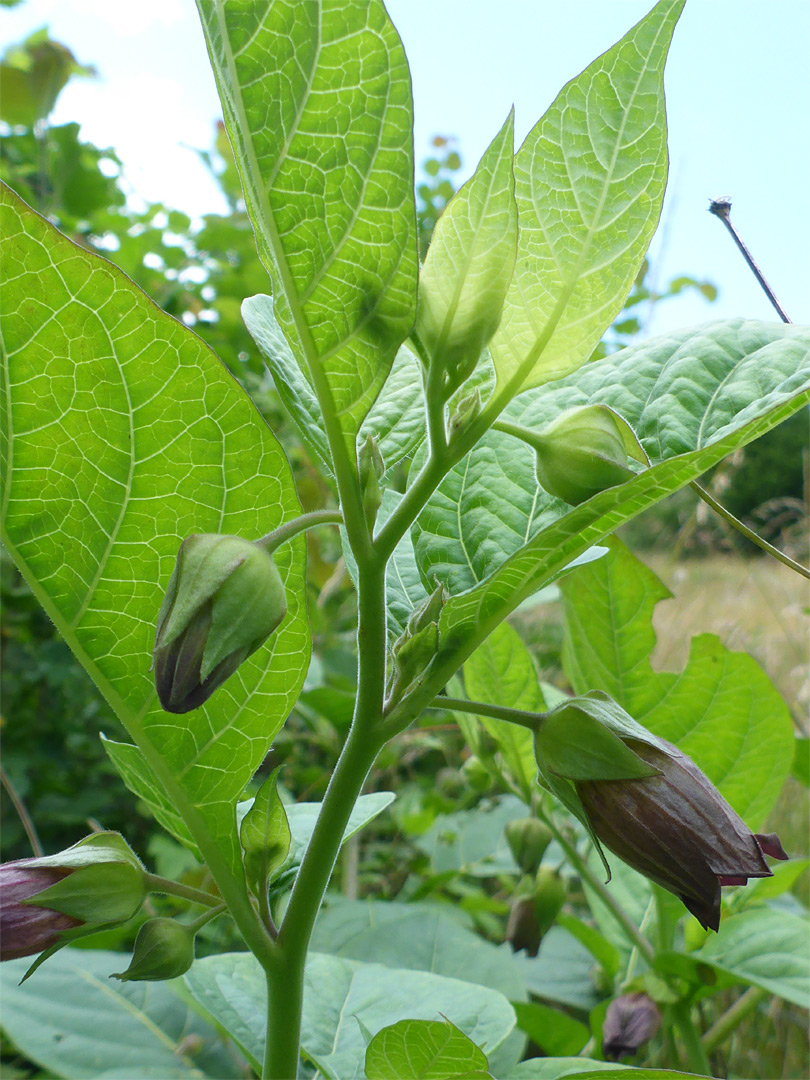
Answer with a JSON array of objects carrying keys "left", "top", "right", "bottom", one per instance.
[
  {"left": 0, "top": 832, "right": 146, "bottom": 974},
  {"left": 505, "top": 868, "right": 566, "bottom": 957},
  {"left": 505, "top": 818, "right": 553, "bottom": 875},
  {"left": 388, "top": 586, "right": 447, "bottom": 706},
  {"left": 603, "top": 992, "right": 662, "bottom": 1060},
  {"left": 153, "top": 534, "right": 287, "bottom": 713},
  {"left": 461, "top": 755, "right": 491, "bottom": 792},
  {"left": 521, "top": 405, "right": 647, "bottom": 505},
  {"left": 112, "top": 917, "right": 195, "bottom": 982},
  {"left": 358, "top": 434, "right": 385, "bottom": 530}
]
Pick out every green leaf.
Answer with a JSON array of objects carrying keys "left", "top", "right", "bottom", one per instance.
[
  {"left": 504, "top": 1060, "right": 624, "bottom": 1079},
  {"left": 489, "top": 0, "right": 683, "bottom": 397},
  {"left": 414, "top": 320, "right": 810, "bottom": 596},
  {"left": 511, "top": 927, "right": 602, "bottom": 1011},
  {"left": 239, "top": 766, "right": 291, "bottom": 896},
  {"left": 561, "top": 1072, "right": 712, "bottom": 1080},
  {"left": 236, "top": 791, "right": 395, "bottom": 882},
  {"left": 512, "top": 1001, "right": 589, "bottom": 1057},
  {"left": 0, "top": 948, "right": 244, "bottom": 1078},
  {"left": 729, "top": 858, "right": 810, "bottom": 906},
  {"left": 365, "top": 1018, "right": 491, "bottom": 1080},
  {"left": 417, "top": 110, "right": 516, "bottom": 390},
  {"left": 414, "top": 795, "right": 527, "bottom": 876},
  {"left": 792, "top": 737, "right": 810, "bottom": 787},
  {"left": 693, "top": 907, "right": 810, "bottom": 1007},
  {"left": 424, "top": 322, "right": 810, "bottom": 700},
  {"left": 560, "top": 539, "right": 794, "bottom": 826},
  {"left": 184, "top": 951, "right": 516, "bottom": 1080},
  {"left": 555, "top": 912, "right": 621, "bottom": 978},
  {"left": 197, "top": 0, "right": 418, "bottom": 443},
  {"left": 360, "top": 344, "right": 427, "bottom": 472},
  {"left": 311, "top": 898, "right": 526, "bottom": 1003},
  {"left": 463, "top": 623, "right": 543, "bottom": 799},
  {"left": 0, "top": 184, "right": 309, "bottom": 873}
]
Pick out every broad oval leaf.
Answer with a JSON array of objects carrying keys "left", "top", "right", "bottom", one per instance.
[
  {"left": 0, "top": 184, "right": 310, "bottom": 872},
  {"left": 198, "top": 0, "right": 418, "bottom": 442},
  {"left": 0, "top": 948, "right": 244, "bottom": 1079},
  {"left": 365, "top": 1018, "right": 491, "bottom": 1080},
  {"left": 490, "top": 0, "right": 684, "bottom": 397}
]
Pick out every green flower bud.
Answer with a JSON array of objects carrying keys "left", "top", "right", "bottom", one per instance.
[
  {"left": 505, "top": 868, "right": 566, "bottom": 956},
  {"left": 153, "top": 534, "right": 287, "bottom": 713},
  {"left": 387, "top": 586, "right": 447, "bottom": 706},
  {"left": 461, "top": 755, "right": 491, "bottom": 792},
  {"left": 505, "top": 405, "right": 648, "bottom": 505},
  {"left": 112, "top": 917, "right": 195, "bottom": 982},
  {"left": 358, "top": 434, "right": 385, "bottom": 530},
  {"left": 505, "top": 818, "right": 553, "bottom": 875},
  {"left": 448, "top": 388, "right": 482, "bottom": 443},
  {"left": 0, "top": 833, "right": 146, "bottom": 976}
]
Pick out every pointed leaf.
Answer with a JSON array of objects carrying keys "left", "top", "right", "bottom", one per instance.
[
  {"left": 198, "top": 0, "right": 418, "bottom": 442},
  {"left": 417, "top": 110, "right": 516, "bottom": 390},
  {"left": 365, "top": 1018, "right": 492, "bottom": 1080},
  {"left": 0, "top": 184, "right": 309, "bottom": 872},
  {"left": 239, "top": 766, "right": 291, "bottom": 896},
  {"left": 490, "top": 0, "right": 684, "bottom": 397}
]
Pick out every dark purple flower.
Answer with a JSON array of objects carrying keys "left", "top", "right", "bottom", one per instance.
[
  {"left": 0, "top": 863, "right": 81, "bottom": 961},
  {"left": 576, "top": 738, "right": 788, "bottom": 931},
  {"left": 603, "top": 992, "right": 661, "bottom": 1060}
]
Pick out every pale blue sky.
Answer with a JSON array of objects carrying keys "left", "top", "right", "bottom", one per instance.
[{"left": 3, "top": 0, "right": 808, "bottom": 336}]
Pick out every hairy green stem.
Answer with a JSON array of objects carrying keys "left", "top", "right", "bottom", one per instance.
[
  {"left": 257, "top": 509, "right": 343, "bottom": 554},
  {"left": 691, "top": 481, "right": 809, "bottom": 580},
  {"left": 187, "top": 903, "right": 227, "bottom": 933},
  {"left": 671, "top": 1000, "right": 712, "bottom": 1076},
  {"left": 701, "top": 986, "right": 765, "bottom": 1054},
  {"left": 143, "top": 872, "right": 222, "bottom": 909}
]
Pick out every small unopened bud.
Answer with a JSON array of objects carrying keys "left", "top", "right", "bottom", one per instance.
[
  {"left": 505, "top": 818, "right": 553, "bottom": 875},
  {"left": 112, "top": 917, "right": 195, "bottom": 982},
  {"left": 388, "top": 586, "right": 447, "bottom": 706},
  {"left": 603, "top": 992, "right": 662, "bottom": 1060},
  {"left": 505, "top": 868, "right": 566, "bottom": 957},
  {"left": 448, "top": 389, "right": 482, "bottom": 443},
  {"left": 153, "top": 534, "right": 287, "bottom": 713}
]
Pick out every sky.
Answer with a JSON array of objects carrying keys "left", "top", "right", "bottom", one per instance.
[{"left": 2, "top": 0, "right": 809, "bottom": 337}]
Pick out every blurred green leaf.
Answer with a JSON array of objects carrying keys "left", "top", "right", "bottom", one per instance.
[{"left": 365, "top": 1018, "right": 492, "bottom": 1080}]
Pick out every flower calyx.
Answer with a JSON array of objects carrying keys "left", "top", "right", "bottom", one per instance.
[
  {"left": 358, "top": 433, "right": 385, "bottom": 531},
  {"left": 533, "top": 690, "right": 788, "bottom": 931},
  {"left": 153, "top": 533, "right": 287, "bottom": 713},
  {"left": 0, "top": 832, "right": 146, "bottom": 978},
  {"left": 387, "top": 585, "right": 448, "bottom": 707}
]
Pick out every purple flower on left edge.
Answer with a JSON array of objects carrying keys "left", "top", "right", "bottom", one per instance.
[{"left": 0, "top": 864, "right": 81, "bottom": 960}]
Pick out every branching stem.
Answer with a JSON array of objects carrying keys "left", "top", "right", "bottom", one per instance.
[
  {"left": 257, "top": 509, "right": 343, "bottom": 554},
  {"left": 143, "top": 872, "right": 223, "bottom": 909}
]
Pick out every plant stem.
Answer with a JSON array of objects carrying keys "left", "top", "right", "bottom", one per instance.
[
  {"left": 263, "top": 556, "right": 389, "bottom": 1078},
  {"left": 701, "top": 986, "right": 765, "bottom": 1054},
  {"left": 1, "top": 764, "right": 43, "bottom": 856},
  {"left": 671, "top": 999, "right": 712, "bottom": 1076},
  {"left": 690, "top": 481, "right": 809, "bottom": 580},
  {"left": 708, "top": 199, "right": 791, "bottom": 323},
  {"left": 187, "top": 903, "right": 227, "bottom": 933},
  {"left": 257, "top": 510, "right": 343, "bottom": 554},
  {"left": 427, "top": 695, "right": 542, "bottom": 732},
  {"left": 541, "top": 815, "right": 656, "bottom": 964},
  {"left": 143, "top": 872, "right": 223, "bottom": 908}
]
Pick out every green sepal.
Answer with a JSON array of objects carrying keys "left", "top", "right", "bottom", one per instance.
[
  {"left": 25, "top": 862, "right": 146, "bottom": 924},
  {"left": 20, "top": 831, "right": 144, "bottom": 873},
  {"left": 19, "top": 919, "right": 130, "bottom": 983},
  {"left": 535, "top": 701, "right": 660, "bottom": 782},
  {"left": 239, "top": 766, "right": 293, "bottom": 898}
]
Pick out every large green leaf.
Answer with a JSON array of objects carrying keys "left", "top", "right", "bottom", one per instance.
[
  {"left": 512, "top": 926, "right": 602, "bottom": 1011},
  {"left": 311, "top": 898, "right": 526, "bottom": 1003},
  {"left": 505, "top": 1060, "right": 624, "bottom": 1079},
  {"left": 0, "top": 184, "right": 309, "bottom": 872},
  {"left": 410, "top": 322, "right": 810, "bottom": 699},
  {"left": 365, "top": 1019, "right": 492, "bottom": 1080},
  {"left": 198, "top": 0, "right": 418, "bottom": 444},
  {"left": 463, "top": 623, "right": 544, "bottom": 798},
  {"left": 414, "top": 795, "right": 526, "bottom": 876},
  {"left": 693, "top": 907, "right": 810, "bottom": 1007},
  {"left": 560, "top": 539, "right": 794, "bottom": 826},
  {"left": 0, "top": 949, "right": 243, "bottom": 1079},
  {"left": 183, "top": 951, "right": 516, "bottom": 1080},
  {"left": 489, "top": 0, "right": 683, "bottom": 397},
  {"left": 414, "top": 320, "right": 810, "bottom": 594}
]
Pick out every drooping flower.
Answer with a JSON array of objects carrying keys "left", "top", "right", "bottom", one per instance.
[{"left": 603, "top": 992, "right": 662, "bottom": 1060}]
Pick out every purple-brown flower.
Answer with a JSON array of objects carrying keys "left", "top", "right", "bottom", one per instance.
[
  {"left": 576, "top": 737, "right": 788, "bottom": 931},
  {"left": 603, "top": 992, "right": 661, "bottom": 1060},
  {"left": 0, "top": 863, "right": 81, "bottom": 961}
]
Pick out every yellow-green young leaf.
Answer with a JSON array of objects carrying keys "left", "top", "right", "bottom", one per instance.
[
  {"left": 197, "top": 0, "right": 418, "bottom": 444},
  {"left": 560, "top": 539, "right": 794, "bottom": 827},
  {"left": 239, "top": 767, "right": 291, "bottom": 896},
  {"left": 365, "top": 1018, "right": 491, "bottom": 1080},
  {"left": 0, "top": 183, "right": 310, "bottom": 873},
  {"left": 416, "top": 110, "right": 516, "bottom": 392},
  {"left": 490, "top": 0, "right": 683, "bottom": 399}
]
